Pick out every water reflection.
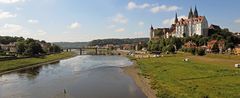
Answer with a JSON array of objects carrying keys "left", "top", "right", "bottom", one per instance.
[
  {"left": 0, "top": 56, "right": 146, "bottom": 98},
  {"left": 14, "top": 61, "right": 61, "bottom": 81}
]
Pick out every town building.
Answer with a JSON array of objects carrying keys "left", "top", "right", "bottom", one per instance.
[
  {"left": 0, "top": 42, "right": 17, "bottom": 53},
  {"left": 207, "top": 40, "right": 225, "bottom": 53},
  {"left": 150, "top": 6, "right": 209, "bottom": 40},
  {"left": 184, "top": 41, "right": 197, "bottom": 48},
  {"left": 150, "top": 26, "right": 173, "bottom": 40},
  {"left": 234, "top": 44, "right": 240, "bottom": 55},
  {"left": 209, "top": 24, "right": 221, "bottom": 30}
]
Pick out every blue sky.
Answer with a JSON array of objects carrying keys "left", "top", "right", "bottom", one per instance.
[{"left": 0, "top": 0, "right": 239, "bottom": 42}]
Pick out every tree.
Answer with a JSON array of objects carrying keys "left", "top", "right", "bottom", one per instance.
[
  {"left": 151, "top": 44, "right": 159, "bottom": 51},
  {"left": 211, "top": 43, "right": 219, "bottom": 53},
  {"left": 49, "top": 45, "right": 61, "bottom": 53},
  {"left": 147, "top": 40, "right": 152, "bottom": 51},
  {"left": 199, "top": 37, "right": 208, "bottom": 46},
  {"left": 197, "top": 48, "right": 206, "bottom": 56},
  {"left": 190, "top": 48, "right": 196, "bottom": 55},
  {"left": 225, "top": 43, "right": 234, "bottom": 50},
  {"left": 164, "top": 44, "right": 176, "bottom": 54},
  {"left": 25, "top": 42, "right": 44, "bottom": 56},
  {"left": 16, "top": 41, "right": 26, "bottom": 55}
]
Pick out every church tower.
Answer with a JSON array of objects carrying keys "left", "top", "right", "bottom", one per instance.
[
  {"left": 194, "top": 6, "right": 198, "bottom": 18},
  {"left": 150, "top": 25, "right": 154, "bottom": 40},
  {"left": 188, "top": 7, "right": 193, "bottom": 19},
  {"left": 175, "top": 13, "right": 178, "bottom": 24}
]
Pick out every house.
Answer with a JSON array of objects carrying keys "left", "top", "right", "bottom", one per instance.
[
  {"left": 0, "top": 42, "right": 17, "bottom": 53},
  {"left": 121, "top": 44, "right": 134, "bottom": 50},
  {"left": 103, "top": 44, "right": 115, "bottom": 50},
  {"left": 234, "top": 32, "right": 240, "bottom": 38},
  {"left": 233, "top": 45, "right": 240, "bottom": 55},
  {"left": 150, "top": 27, "right": 172, "bottom": 40},
  {"left": 207, "top": 40, "right": 225, "bottom": 53},
  {"left": 184, "top": 41, "right": 197, "bottom": 48},
  {"left": 209, "top": 24, "right": 221, "bottom": 30}
]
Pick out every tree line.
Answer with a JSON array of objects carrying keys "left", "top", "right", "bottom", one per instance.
[
  {"left": 88, "top": 38, "right": 149, "bottom": 46},
  {"left": 148, "top": 29, "right": 240, "bottom": 55},
  {"left": 0, "top": 36, "right": 61, "bottom": 57}
]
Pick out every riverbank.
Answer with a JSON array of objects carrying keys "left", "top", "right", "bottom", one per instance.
[
  {"left": 0, "top": 52, "right": 76, "bottom": 75},
  {"left": 134, "top": 53, "right": 240, "bottom": 98},
  {"left": 123, "top": 58, "right": 157, "bottom": 98}
]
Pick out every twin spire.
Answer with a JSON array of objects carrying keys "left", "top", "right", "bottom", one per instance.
[
  {"left": 154, "top": 6, "right": 199, "bottom": 27},
  {"left": 174, "top": 6, "right": 199, "bottom": 24},
  {"left": 188, "top": 6, "right": 198, "bottom": 19}
]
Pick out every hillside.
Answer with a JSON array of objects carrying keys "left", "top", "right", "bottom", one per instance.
[
  {"left": 88, "top": 38, "right": 149, "bottom": 46},
  {"left": 53, "top": 42, "right": 89, "bottom": 49}
]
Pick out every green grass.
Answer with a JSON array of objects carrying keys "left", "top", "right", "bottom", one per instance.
[
  {"left": 0, "top": 52, "right": 76, "bottom": 72},
  {"left": 136, "top": 54, "right": 240, "bottom": 98}
]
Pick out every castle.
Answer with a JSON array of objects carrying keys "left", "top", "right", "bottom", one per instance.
[{"left": 150, "top": 6, "right": 209, "bottom": 40}]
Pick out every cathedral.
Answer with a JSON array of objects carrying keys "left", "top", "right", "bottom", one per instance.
[{"left": 150, "top": 6, "right": 209, "bottom": 40}]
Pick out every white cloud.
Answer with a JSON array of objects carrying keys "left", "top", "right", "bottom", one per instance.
[
  {"left": 162, "top": 15, "right": 187, "bottom": 27},
  {"left": 0, "top": 10, "right": 16, "bottom": 19},
  {"left": 107, "top": 24, "right": 116, "bottom": 29},
  {"left": 115, "top": 28, "right": 125, "bottom": 33},
  {"left": 112, "top": 13, "right": 128, "bottom": 24},
  {"left": 138, "top": 21, "right": 144, "bottom": 26},
  {"left": 0, "top": 24, "right": 30, "bottom": 37},
  {"left": 150, "top": 5, "right": 181, "bottom": 13},
  {"left": 0, "top": 0, "right": 25, "bottom": 4},
  {"left": 127, "top": 1, "right": 150, "bottom": 10},
  {"left": 36, "top": 30, "right": 47, "bottom": 36},
  {"left": 69, "top": 22, "right": 81, "bottom": 29},
  {"left": 28, "top": 19, "right": 39, "bottom": 24},
  {"left": 234, "top": 18, "right": 240, "bottom": 24}
]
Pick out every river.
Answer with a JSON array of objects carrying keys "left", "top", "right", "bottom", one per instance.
[{"left": 0, "top": 56, "right": 147, "bottom": 98}]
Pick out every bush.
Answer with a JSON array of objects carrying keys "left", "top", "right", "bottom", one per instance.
[
  {"left": 211, "top": 43, "right": 219, "bottom": 53},
  {"left": 197, "top": 48, "right": 206, "bottom": 56},
  {"left": 190, "top": 48, "right": 196, "bottom": 55}
]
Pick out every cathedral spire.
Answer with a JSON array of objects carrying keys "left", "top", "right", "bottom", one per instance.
[
  {"left": 150, "top": 25, "right": 154, "bottom": 30},
  {"left": 175, "top": 12, "right": 178, "bottom": 24},
  {"left": 188, "top": 7, "right": 193, "bottom": 19},
  {"left": 194, "top": 5, "right": 198, "bottom": 18}
]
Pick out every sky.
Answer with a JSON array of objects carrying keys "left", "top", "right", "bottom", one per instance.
[{"left": 0, "top": 0, "right": 239, "bottom": 42}]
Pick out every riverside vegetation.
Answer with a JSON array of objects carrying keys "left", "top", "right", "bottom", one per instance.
[
  {"left": 134, "top": 53, "right": 240, "bottom": 98},
  {"left": 0, "top": 52, "right": 75, "bottom": 73}
]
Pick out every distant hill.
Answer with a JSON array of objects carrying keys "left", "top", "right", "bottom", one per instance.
[
  {"left": 54, "top": 38, "right": 149, "bottom": 48},
  {"left": 88, "top": 38, "right": 149, "bottom": 46},
  {"left": 53, "top": 42, "right": 89, "bottom": 49}
]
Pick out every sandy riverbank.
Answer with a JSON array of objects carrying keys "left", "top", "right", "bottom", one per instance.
[{"left": 123, "top": 61, "right": 157, "bottom": 98}]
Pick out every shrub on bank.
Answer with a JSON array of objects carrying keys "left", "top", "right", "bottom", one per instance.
[{"left": 197, "top": 48, "right": 206, "bottom": 56}]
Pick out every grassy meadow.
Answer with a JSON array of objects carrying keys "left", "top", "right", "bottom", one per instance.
[
  {"left": 136, "top": 53, "right": 240, "bottom": 98},
  {"left": 0, "top": 52, "right": 76, "bottom": 73}
]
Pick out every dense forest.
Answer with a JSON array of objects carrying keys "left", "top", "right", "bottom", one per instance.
[{"left": 88, "top": 38, "right": 149, "bottom": 46}]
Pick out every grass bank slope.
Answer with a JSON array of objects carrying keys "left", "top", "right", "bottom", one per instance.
[
  {"left": 0, "top": 52, "right": 76, "bottom": 73},
  {"left": 136, "top": 53, "right": 240, "bottom": 98}
]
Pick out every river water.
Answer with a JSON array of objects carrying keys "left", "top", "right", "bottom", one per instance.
[{"left": 0, "top": 56, "right": 147, "bottom": 98}]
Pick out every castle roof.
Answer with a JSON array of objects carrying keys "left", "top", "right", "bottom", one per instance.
[{"left": 176, "top": 16, "right": 206, "bottom": 26}]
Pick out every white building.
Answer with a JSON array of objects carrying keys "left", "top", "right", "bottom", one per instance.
[{"left": 174, "top": 7, "right": 208, "bottom": 37}]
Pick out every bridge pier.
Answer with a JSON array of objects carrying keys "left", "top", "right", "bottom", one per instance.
[
  {"left": 80, "top": 48, "right": 82, "bottom": 55},
  {"left": 95, "top": 48, "right": 98, "bottom": 55}
]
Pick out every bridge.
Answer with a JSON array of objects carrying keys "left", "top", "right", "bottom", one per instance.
[{"left": 64, "top": 47, "right": 108, "bottom": 55}]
